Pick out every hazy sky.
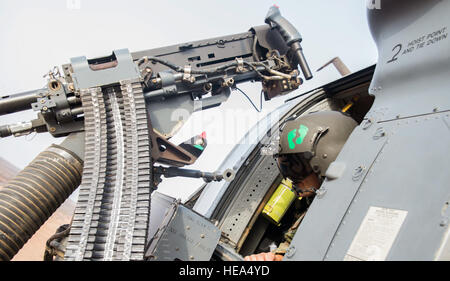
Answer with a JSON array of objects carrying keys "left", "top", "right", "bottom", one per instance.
[{"left": 0, "top": 0, "right": 377, "bottom": 201}]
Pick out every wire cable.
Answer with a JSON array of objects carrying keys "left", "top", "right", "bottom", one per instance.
[
  {"left": 235, "top": 87, "right": 263, "bottom": 113},
  {"left": 138, "top": 55, "right": 287, "bottom": 79},
  {"left": 138, "top": 56, "right": 239, "bottom": 75}
]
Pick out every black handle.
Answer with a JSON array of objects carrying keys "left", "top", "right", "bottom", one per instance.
[
  {"left": 265, "top": 5, "right": 302, "bottom": 45},
  {"left": 265, "top": 6, "right": 313, "bottom": 80}
]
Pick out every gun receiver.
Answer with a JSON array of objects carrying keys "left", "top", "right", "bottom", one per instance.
[{"left": 0, "top": 7, "right": 311, "bottom": 143}]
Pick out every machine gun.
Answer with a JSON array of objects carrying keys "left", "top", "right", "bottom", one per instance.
[{"left": 0, "top": 6, "right": 312, "bottom": 261}]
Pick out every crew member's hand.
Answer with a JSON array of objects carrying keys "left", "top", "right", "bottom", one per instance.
[{"left": 244, "top": 252, "right": 283, "bottom": 261}]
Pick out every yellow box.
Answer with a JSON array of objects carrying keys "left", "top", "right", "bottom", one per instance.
[{"left": 262, "top": 179, "right": 296, "bottom": 225}]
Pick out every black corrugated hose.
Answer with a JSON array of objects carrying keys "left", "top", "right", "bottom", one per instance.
[{"left": 0, "top": 143, "right": 83, "bottom": 260}]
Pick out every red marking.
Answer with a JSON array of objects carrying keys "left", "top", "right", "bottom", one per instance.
[
  {"left": 273, "top": 4, "right": 279, "bottom": 9},
  {"left": 200, "top": 131, "right": 207, "bottom": 139}
]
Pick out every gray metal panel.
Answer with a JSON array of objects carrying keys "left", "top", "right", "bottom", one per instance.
[
  {"left": 367, "top": 0, "right": 450, "bottom": 121},
  {"left": 286, "top": 0, "right": 450, "bottom": 261},
  {"left": 146, "top": 94, "right": 197, "bottom": 138},
  {"left": 146, "top": 199, "right": 221, "bottom": 261},
  {"left": 324, "top": 112, "right": 450, "bottom": 260},
  {"left": 147, "top": 191, "right": 178, "bottom": 244},
  {"left": 71, "top": 49, "right": 141, "bottom": 89},
  {"left": 131, "top": 30, "right": 255, "bottom": 69},
  {"left": 219, "top": 155, "right": 279, "bottom": 245}
]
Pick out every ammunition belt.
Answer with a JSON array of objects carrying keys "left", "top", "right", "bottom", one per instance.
[{"left": 65, "top": 79, "right": 152, "bottom": 261}]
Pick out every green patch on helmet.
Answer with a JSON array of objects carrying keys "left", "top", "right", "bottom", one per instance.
[
  {"left": 287, "top": 124, "right": 309, "bottom": 150},
  {"left": 287, "top": 129, "right": 297, "bottom": 149},
  {"left": 297, "top": 124, "right": 309, "bottom": 144}
]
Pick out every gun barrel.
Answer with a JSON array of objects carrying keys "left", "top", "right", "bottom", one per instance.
[
  {"left": 0, "top": 122, "right": 32, "bottom": 138},
  {"left": 0, "top": 89, "right": 44, "bottom": 116}
]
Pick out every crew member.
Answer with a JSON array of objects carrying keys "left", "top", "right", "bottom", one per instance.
[{"left": 244, "top": 110, "right": 357, "bottom": 261}]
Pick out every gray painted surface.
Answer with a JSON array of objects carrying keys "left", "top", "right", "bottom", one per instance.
[
  {"left": 325, "top": 113, "right": 450, "bottom": 260},
  {"left": 219, "top": 155, "right": 279, "bottom": 245},
  {"left": 71, "top": 49, "right": 141, "bottom": 89},
  {"left": 287, "top": 0, "right": 450, "bottom": 260},
  {"left": 146, "top": 192, "right": 220, "bottom": 261}
]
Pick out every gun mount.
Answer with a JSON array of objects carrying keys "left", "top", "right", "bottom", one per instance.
[{"left": 0, "top": 6, "right": 312, "bottom": 261}]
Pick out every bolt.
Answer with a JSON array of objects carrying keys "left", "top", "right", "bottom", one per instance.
[
  {"left": 373, "top": 127, "right": 386, "bottom": 140},
  {"left": 316, "top": 188, "right": 327, "bottom": 199},
  {"left": 186, "top": 226, "right": 190, "bottom": 230},
  {"left": 352, "top": 165, "right": 365, "bottom": 181},
  {"left": 42, "top": 106, "right": 48, "bottom": 111},
  {"left": 285, "top": 245, "right": 296, "bottom": 258},
  {"left": 49, "top": 127, "right": 56, "bottom": 132},
  {"left": 224, "top": 78, "right": 234, "bottom": 87},
  {"left": 200, "top": 234, "right": 205, "bottom": 239},
  {"left": 203, "top": 83, "right": 212, "bottom": 92},
  {"left": 189, "top": 256, "right": 195, "bottom": 260},
  {"left": 362, "top": 118, "right": 373, "bottom": 130}
]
